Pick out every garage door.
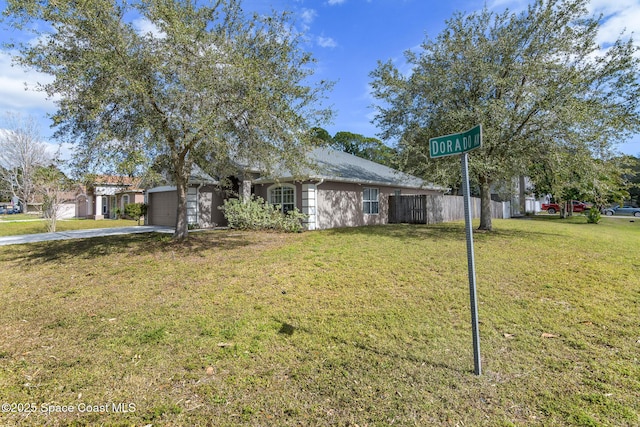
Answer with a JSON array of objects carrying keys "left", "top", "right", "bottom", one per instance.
[{"left": 148, "top": 191, "right": 177, "bottom": 227}]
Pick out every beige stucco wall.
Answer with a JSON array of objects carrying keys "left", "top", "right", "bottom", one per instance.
[
  {"left": 198, "top": 185, "right": 227, "bottom": 227},
  {"left": 255, "top": 180, "right": 442, "bottom": 230}
]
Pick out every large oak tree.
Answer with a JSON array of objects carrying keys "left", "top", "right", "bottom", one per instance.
[
  {"left": 370, "top": 0, "right": 640, "bottom": 230},
  {"left": 3, "top": 0, "right": 332, "bottom": 239}
]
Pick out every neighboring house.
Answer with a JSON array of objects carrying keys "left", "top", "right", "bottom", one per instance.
[
  {"left": 491, "top": 175, "right": 541, "bottom": 216},
  {"left": 77, "top": 176, "right": 145, "bottom": 219},
  {"left": 146, "top": 147, "right": 446, "bottom": 230},
  {"left": 28, "top": 187, "right": 84, "bottom": 219}
]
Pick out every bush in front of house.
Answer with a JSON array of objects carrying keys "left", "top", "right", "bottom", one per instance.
[
  {"left": 219, "top": 196, "right": 306, "bottom": 232},
  {"left": 125, "top": 203, "right": 147, "bottom": 225}
]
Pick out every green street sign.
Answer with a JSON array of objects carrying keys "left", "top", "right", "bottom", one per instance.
[
  {"left": 429, "top": 125, "right": 482, "bottom": 158},
  {"left": 429, "top": 123, "right": 484, "bottom": 375}
]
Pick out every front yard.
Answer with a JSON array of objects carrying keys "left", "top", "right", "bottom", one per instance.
[
  {"left": 0, "top": 218, "right": 638, "bottom": 426},
  {"left": 0, "top": 218, "right": 139, "bottom": 237}
]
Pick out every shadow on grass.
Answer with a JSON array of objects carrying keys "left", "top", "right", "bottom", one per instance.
[
  {"left": 0, "top": 230, "right": 255, "bottom": 265},
  {"left": 330, "top": 334, "right": 466, "bottom": 374},
  {"left": 321, "top": 222, "right": 563, "bottom": 242},
  {"left": 274, "top": 315, "right": 466, "bottom": 374}
]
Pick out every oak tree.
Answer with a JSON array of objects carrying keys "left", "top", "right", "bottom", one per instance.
[
  {"left": 4, "top": 0, "right": 332, "bottom": 239},
  {"left": 370, "top": 0, "right": 640, "bottom": 230}
]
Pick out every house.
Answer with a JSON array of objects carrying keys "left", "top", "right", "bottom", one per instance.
[
  {"left": 76, "top": 176, "right": 145, "bottom": 219},
  {"left": 145, "top": 147, "right": 446, "bottom": 230},
  {"left": 22, "top": 185, "right": 84, "bottom": 219}
]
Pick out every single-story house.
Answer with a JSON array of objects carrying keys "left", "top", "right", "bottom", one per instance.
[
  {"left": 25, "top": 186, "right": 84, "bottom": 219},
  {"left": 76, "top": 176, "right": 145, "bottom": 219},
  {"left": 145, "top": 147, "right": 446, "bottom": 230}
]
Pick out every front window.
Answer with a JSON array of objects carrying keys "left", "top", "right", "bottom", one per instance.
[
  {"left": 363, "top": 188, "right": 379, "bottom": 215},
  {"left": 269, "top": 185, "right": 295, "bottom": 213}
]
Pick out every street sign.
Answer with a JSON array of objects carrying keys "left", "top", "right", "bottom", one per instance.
[
  {"left": 429, "top": 124, "right": 483, "bottom": 376},
  {"left": 429, "top": 125, "right": 482, "bottom": 158}
]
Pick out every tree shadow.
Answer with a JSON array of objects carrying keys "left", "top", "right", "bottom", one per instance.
[
  {"left": 329, "top": 334, "right": 469, "bottom": 374},
  {"left": 278, "top": 322, "right": 296, "bottom": 336},
  {"left": 274, "top": 315, "right": 467, "bottom": 374},
  {"left": 320, "top": 222, "right": 563, "bottom": 243},
  {"left": 0, "top": 230, "right": 255, "bottom": 265}
]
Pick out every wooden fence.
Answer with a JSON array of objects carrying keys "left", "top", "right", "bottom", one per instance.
[{"left": 389, "top": 194, "right": 509, "bottom": 224}]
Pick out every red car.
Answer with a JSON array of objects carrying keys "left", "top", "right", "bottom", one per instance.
[{"left": 542, "top": 200, "right": 588, "bottom": 214}]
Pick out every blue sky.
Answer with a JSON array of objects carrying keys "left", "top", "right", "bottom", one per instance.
[{"left": 1, "top": 0, "right": 640, "bottom": 157}]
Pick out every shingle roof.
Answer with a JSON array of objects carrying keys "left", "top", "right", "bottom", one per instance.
[
  {"left": 188, "top": 164, "right": 217, "bottom": 184},
  {"left": 254, "top": 147, "right": 445, "bottom": 191},
  {"left": 93, "top": 175, "right": 141, "bottom": 187}
]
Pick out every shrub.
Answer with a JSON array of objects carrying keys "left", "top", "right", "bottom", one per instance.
[
  {"left": 586, "top": 207, "right": 601, "bottom": 224},
  {"left": 219, "top": 196, "right": 307, "bottom": 232},
  {"left": 124, "top": 203, "right": 147, "bottom": 225}
]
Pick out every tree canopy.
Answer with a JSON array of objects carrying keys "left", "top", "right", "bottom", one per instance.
[
  {"left": 3, "top": 0, "right": 333, "bottom": 238},
  {"left": 310, "top": 127, "right": 396, "bottom": 167},
  {"left": 370, "top": 0, "right": 640, "bottom": 229}
]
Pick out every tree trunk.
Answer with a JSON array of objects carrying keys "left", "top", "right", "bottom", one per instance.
[
  {"left": 478, "top": 176, "right": 493, "bottom": 231},
  {"left": 173, "top": 156, "right": 191, "bottom": 240}
]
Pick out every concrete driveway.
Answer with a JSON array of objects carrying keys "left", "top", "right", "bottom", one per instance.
[{"left": 0, "top": 226, "right": 174, "bottom": 246}]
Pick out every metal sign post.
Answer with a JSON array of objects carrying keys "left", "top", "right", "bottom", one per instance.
[
  {"left": 461, "top": 152, "right": 482, "bottom": 376},
  {"left": 429, "top": 125, "right": 482, "bottom": 376}
]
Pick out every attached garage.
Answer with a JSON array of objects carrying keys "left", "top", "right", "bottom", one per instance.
[
  {"left": 146, "top": 184, "right": 228, "bottom": 228},
  {"left": 147, "top": 187, "right": 178, "bottom": 227}
]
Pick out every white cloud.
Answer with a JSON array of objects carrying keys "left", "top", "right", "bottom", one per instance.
[
  {"left": 300, "top": 8, "right": 317, "bottom": 25},
  {"left": 0, "top": 51, "right": 56, "bottom": 112},
  {"left": 588, "top": 1, "right": 640, "bottom": 48},
  {"left": 132, "top": 18, "right": 166, "bottom": 39},
  {"left": 327, "top": 0, "right": 346, "bottom": 5},
  {"left": 317, "top": 35, "right": 337, "bottom": 48},
  {"left": 486, "top": 0, "right": 640, "bottom": 56}
]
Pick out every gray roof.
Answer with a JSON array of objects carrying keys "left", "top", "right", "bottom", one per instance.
[
  {"left": 254, "top": 147, "right": 445, "bottom": 191},
  {"left": 189, "top": 164, "right": 217, "bottom": 185}
]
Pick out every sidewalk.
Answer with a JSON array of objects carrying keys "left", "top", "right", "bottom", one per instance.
[{"left": 0, "top": 226, "right": 174, "bottom": 246}]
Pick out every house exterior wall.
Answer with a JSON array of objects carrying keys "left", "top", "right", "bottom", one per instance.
[
  {"left": 76, "top": 195, "right": 88, "bottom": 218},
  {"left": 317, "top": 182, "right": 442, "bottom": 229},
  {"left": 198, "top": 185, "right": 227, "bottom": 227},
  {"left": 83, "top": 185, "right": 143, "bottom": 219},
  {"left": 57, "top": 203, "right": 77, "bottom": 219},
  {"left": 147, "top": 180, "right": 444, "bottom": 230},
  {"left": 254, "top": 180, "right": 442, "bottom": 230}
]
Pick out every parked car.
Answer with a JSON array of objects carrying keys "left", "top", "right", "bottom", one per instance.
[
  {"left": 0, "top": 205, "right": 18, "bottom": 214},
  {"left": 602, "top": 205, "right": 640, "bottom": 217},
  {"left": 541, "top": 200, "right": 589, "bottom": 214}
]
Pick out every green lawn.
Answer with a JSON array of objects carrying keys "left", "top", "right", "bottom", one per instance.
[
  {"left": 0, "top": 217, "right": 638, "bottom": 426},
  {"left": 0, "top": 218, "right": 139, "bottom": 237}
]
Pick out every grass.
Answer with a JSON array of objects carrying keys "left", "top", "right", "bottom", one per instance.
[
  {"left": 0, "top": 214, "right": 38, "bottom": 221},
  {"left": 0, "top": 218, "right": 139, "bottom": 237},
  {"left": 0, "top": 217, "right": 638, "bottom": 426}
]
